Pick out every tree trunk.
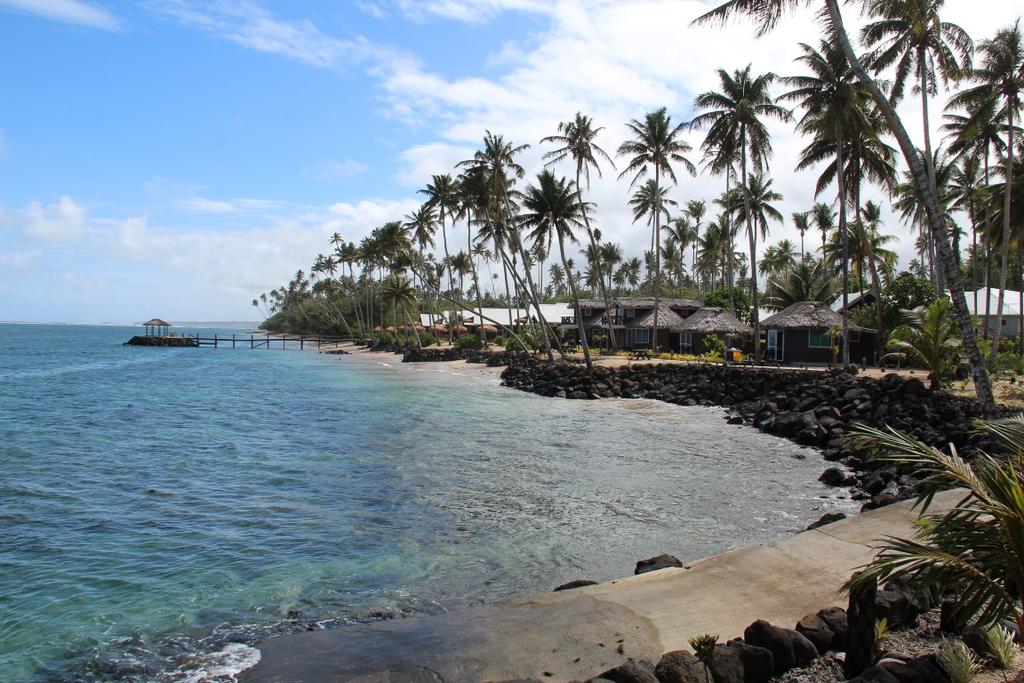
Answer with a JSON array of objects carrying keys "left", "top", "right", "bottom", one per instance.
[
  {"left": 836, "top": 118, "right": 850, "bottom": 369},
  {"left": 739, "top": 135, "right": 762, "bottom": 361},
  {"left": 990, "top": 107, "right": 1015, "bottom": 361},
  {"left": 439, "top": 211, "right": 456, "bottom": 342},
  {"left": 467, "top": 212, "right": 488, "bottom": 347},
  {"left": 577, "top": 164, "right": 618, "bottom": 351},
  {"left": 653, "top": 165, "right": 662, "bottom": 352},
  {"left": 984, "top": 149, "right": 993, "bottom": 339},
  {"left": 825, "top": 0, "right": 997, "bottom": 416},
  {"left": 559, "top": 230, "right": 592, "bottom": 369}
]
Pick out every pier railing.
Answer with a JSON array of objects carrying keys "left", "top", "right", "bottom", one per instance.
[{"left": 192, "top": 333, "right": 354, "bottom": 350}]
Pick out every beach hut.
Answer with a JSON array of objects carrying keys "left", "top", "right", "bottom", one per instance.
[
  {"left": 675, "top": 307, "right": 753, "bottom": 354},
  {"left": 142, "top": 318, "right": 172, "bottom": 336},
  {"left": 625, "top": 301, "right": 686, "bottom": 350},
  {"left": 762, "top": 301, "right": 877, "bottom": 366}
]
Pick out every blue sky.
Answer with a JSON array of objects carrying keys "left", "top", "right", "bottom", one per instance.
[{"left": 0, "top": 0, "right": 1017, "bottom": 323}]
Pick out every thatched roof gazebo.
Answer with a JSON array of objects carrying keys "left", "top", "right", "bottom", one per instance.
[
  {"left": 675, "top": 307, "right": 753, "bottom": 336},
  {"left": 142, "top": 318, "right": 171, "bottom": 336}
]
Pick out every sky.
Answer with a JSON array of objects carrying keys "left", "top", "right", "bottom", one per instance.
[{"left": 0, "top": 0, "right": 1021, "bottom": 324}]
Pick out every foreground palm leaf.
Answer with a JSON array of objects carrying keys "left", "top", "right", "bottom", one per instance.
[{"left": 846, "top": 418, "right": 1024, "bottom": 634}]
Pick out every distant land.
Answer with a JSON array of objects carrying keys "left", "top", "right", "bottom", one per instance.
[{"left": 0, "top": 321, "right": 262, "bottom": 328}]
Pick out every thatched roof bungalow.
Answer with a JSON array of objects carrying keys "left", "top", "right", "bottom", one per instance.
[
  {"left": 761, "top": 301, "right": 876, "bottom": 365},
  {"left": 675, "top": 307, "right": 753, "bottom": 354},
  {"left": 142, "top": 318, "right": 171, "bottom": 336}
]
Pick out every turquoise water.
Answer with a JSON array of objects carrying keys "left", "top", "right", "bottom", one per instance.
[{"left": 0, "top": 324, "right": 854, "bottom": 682}]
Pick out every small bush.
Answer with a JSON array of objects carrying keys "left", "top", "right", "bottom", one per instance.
[
  {"left": 372, "top": 331, "right": 397, "bottom": 346},
  {"left": 492, "top": 336, "right": 506, "bottom": 346},
  {"left": 938, "top": 639, "right": 979, "bottom": 683},
  {"left": 418, "top": 332, "right": 437, "bottom": 348},
  {"left": 874, "top": 618, "right": 890, "bottom": 651},
  {"left": 984, "top": 625, "right": 1017, "bottom": 670},
  {"left": 455, "top": 333, "right": 483, "bottom": 350},
  {"left": 703, "top": 334, "right": 724, "bottom": 360}
]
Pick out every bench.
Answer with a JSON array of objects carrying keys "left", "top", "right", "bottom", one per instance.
[{"left": 628, "top": 349, "right": 652, "bottom": 361}]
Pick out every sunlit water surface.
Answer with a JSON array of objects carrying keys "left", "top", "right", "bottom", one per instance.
[{"left": 0, "top": 324, "right": 854, "bottom": 681}]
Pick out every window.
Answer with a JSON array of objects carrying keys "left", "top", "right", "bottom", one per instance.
[
  {"left": 808, "top": 329, "right": 832, "bottom": 349},
  {"left": 634, "top": 328, "right": 651, "bottom": 345},
  {"left": 680, "top": 331, "right": 692, "bottom": 352}
]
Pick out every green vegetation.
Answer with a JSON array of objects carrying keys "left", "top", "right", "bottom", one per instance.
[
  {"left": 848, "top": 417, "right": 1024, "bottom": 636},
  {"left": 454, "top": 333, "right": 484, "bottom": 350},
  {"left": 938, "top": 639, "right": 979, "bottom": 683},
  {"left": 983, "top": 625, "right": 1017, "bottom": 670},
  {"left": 886, "top": 299, "right": 963, "bottom": 389}
]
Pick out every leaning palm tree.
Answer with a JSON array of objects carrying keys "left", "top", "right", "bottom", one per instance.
[
  {"left": 949, "top": 22, "right": 1023, "bottom": 360},
  {"left": 846, "top": 414, "right": 1024, "bottom": 637},
  {"left": 692, "top": 66, "right": 791, "bottom": 359},
  {"left": 727, "top": 173, "right": 784, "bottom": 335},
  {"left": 520, "top": 170, "right": 594, "bottom": 368},
  {"left": 542, "top": 112, "right": 618, "bottom": 349},
  {"left": 695, "top": 0, "right": 997, "bottom": 415},
  {"left": 617, "top": 107, "right": 696, "bottom": 350}
]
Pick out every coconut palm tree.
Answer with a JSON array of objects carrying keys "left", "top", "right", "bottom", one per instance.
[
  {"left": 542, "top": 112, "right": 618, "bottom": 349},
  {"left": 949, "top": 22, "right": 1023, "bottom": 360},
  {"left": 520, "top": 170, "right": 594, "bottom": 368},
  {"left": 618, "top": 107, "right": 696, "bottom": 350},
  {"left": 686, "top": 200, "right": 707, "bottom": 277},
  {"left": 759, "top": 239, "right": 798, "bottom": 280},
  {"left": 404, "top": 205, "right": 438, "bottom": 328},
  {"left": 886, "top": 298, "right": 962, "bottom": 389},
  {"left": 766, "top": 257, "right": 836, "bottom": 310},
  {"left": 695, "top": 0, "right": 997, "bottom": 415},
  {"left": 792, "top": 211, "right": 811, "bottom": 263},
  {"left": 600, "top": 242, "right": 624, "bottom": 299},
  {"left": 726, "top": 173, "right": 784, "bottom": 336},
  {"left": 629, "top": 179, "right": 678, "bottom": 253},
  {"left": 461, "top": 132, "right": 558, "bottom": 361},
  {"left": 381, "top": 273, "right": 422, "bottom": 348},
  {"left": 692, "top": 66, "right": 791, "bottom": 359},
  {"left": 847, "top": 415, "right": 1024, "bottom": 636}
]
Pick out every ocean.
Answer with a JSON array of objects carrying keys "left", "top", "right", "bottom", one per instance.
[{"left": 0, "top": 323, "right": 854, "bottom": 682}]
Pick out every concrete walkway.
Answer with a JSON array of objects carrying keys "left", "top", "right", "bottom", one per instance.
[{"left": 242, "top": 490, "right": 962, "bottom": 683}]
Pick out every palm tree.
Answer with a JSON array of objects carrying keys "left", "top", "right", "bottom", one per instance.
[
  {"left": 695, "top": 0, "right": 997, "bottom": 416},
  {"left": 404, "top": 205, "right": 438, "bottom": 328},
  {"left": 949, "top": 22, "right": 1023, "bottom": 360},
  {"left": 461, "top": 132, "right": 558, "bottom": 361},
  {"left": 600, "top": 242, "right": 624, "bottom": 300},
  {"left": 542, "top": 112, "right": 618, "bottom": 349},
  {"left": 759, "top": 239, "right": 798, "bottom": 280},
  {"left": 766, "top": 257, "right": 835, "bottom": 310},
  {"left": 618, "top": 107, "right": 696, "bottom": 350},
  {"left": 520, "top": 170, "right": 594, "bottom": 368},
  {"left": 726, "top": 173, "right": 784, "bottom": 337},
  {"left": 692, "top": 66, "right": 791, "bottom": 359},
  {"left": 884, "top": 298, "right": 961, "bottom": 389},
  {"left": 686, "top": 200, "right": 707, "bottom": 277},
  {"left": 381, "top": 274, "right": 422, "bottom": 347},
  {"left": 862, "top": 0, "right": 973, "bottom": 193},
  {"left": 847, "top": 415, "right": 1024, "bottom": 636},
  {"left": 791, "top": 211, "right": 811, "bottom": 263}
]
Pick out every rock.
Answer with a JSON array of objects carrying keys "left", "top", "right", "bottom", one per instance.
[
  {"left": 795, "top": 613, "right": 835, "bottom": 655},
  {"left": 940, "top": 598, "right": 969, "bottom": 633},
  {"left": 845, "top": 575, "right": 878, "bottom": 678},
  {"left": 806, "top": 512, "right": 847, "bottom": 530},
  {"left": 819, "top": 467, "right": 846, "bottom": 486},
  {"left": 653, "top": 651, "right": 708, "bottom": 683},
  {"left": 708, "top": 643, "right": 745, "bottom": 683},
  {"left": 554, "top": 579, "right": 598, "bottom": 592},
  {"left": 742, "top": 620, "right": 816, "bottom": 675},
  {"left": 816, "top": 607, "right": 848, "bottom": 650},
  {"left": 848, "top": 665, "right": 901, "bottom": 683},
  {"left": 862, "top": 493, "right": 899, "bottom": 511},
  {"left": 875, "top": 589, "right": 920, "bottom": 629},
  {"left": 598, "top": 658, "right": 658, "bottom": 683},
  {"left": 961, "top": 627, "right": 991, "bottom": 659},
  {"left": 634, "top": 553, "right": 683, "bottom": 575},
  {"left": 877, "top": 655, "right": 950, "bottom": 683},
  {"left": 723, "top": 640, "right": 773, "bottom": 683}
]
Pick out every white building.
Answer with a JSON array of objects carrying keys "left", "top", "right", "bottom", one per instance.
[{"left": 964, "top": 289, "right": 1022, "bottom": 339}]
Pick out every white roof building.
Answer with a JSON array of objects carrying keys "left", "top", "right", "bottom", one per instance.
[{"left": 420, "top": 303, "right": 573, "bottom": 328}]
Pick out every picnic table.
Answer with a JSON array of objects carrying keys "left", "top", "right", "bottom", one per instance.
[{"left": 628, "top": 349, "right": 652, "bottom": 361}]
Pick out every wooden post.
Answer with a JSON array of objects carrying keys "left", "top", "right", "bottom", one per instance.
[
  {"left": 232, "top": 334, "right": 236, "bottom": 348},
  {"left": 300, "top": 335, "right": 304, "bottom": 351},
  {"left": 214, "top": 333, "right": 218, "bottom": 349}
]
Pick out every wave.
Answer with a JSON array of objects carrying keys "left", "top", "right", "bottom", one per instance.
[{"left": 0, "top": 352, "right": 174, "bottom": 382}]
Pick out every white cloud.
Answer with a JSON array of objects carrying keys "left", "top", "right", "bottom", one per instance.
[
  {"left": 0, "top": 0, "right": 120, "bottom": 30},
  {"left": 392, "top": 0, "right": 552, "bottom": 23},
  {"left": 145, "top": 0, "right": 394, "bottom": 69},
  {"left": 22, "top": 196, "right": 88, "bottom": 241},
  {"left": 0, "top": 249, "right": 41, "bottom": 270},
  {"left": 396, "top": 142, "right": 475, "bottom": 187},
  {"left": 178, "top": 196, "right": 288, "bottom": 214}
]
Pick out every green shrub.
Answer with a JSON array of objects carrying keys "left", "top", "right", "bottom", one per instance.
[
  {"left": 703, "top": 334, "right": 724, "bottom": 359},
  {"left": 938, "top": 639, "right": 978, "bottom": 683},
  {"left": 492, "top": 336, "right": 506, "bottom": 346},
  {"left": 455, "top": 333, "right": 483, "bottom": 350},
  {"left": 984, "top": 625, "right": 1017, "bottom": 669},
  {"left": 419, "top": 332, "right": 437, "bottom": 348},
  {"left": 372, "top": 331, "right": 397, "bottom": 346}
]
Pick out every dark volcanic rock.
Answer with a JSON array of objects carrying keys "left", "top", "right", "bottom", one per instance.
[
  {"left": 653, "top": 651, "right": 707, "bottom": 683},
  {"left": 806, "top": 512, "right": 847, "bottom": 530},
  {"left": 634, "top": 553, "right": 683, "bottom": 575},
  {"left": 707, "top": 643, "right": 745, "bottom": 683},
  {"left": 795, "top": 613, "right": 835, "bottom": 654},
  {"left": 553, "top": 579, "right": 598, "bottom": 592},
  {"left": 598, "top": 658, "right": 658, "bottom": 683},
  {"left": 846, "top": 576, "right": 878, "bottom": 678},
  {"left": 816, "top": 607, "right": 848, "bottom": 650},
  {"left": 742, "top": 620, "right": 816, "bottom": 675}
]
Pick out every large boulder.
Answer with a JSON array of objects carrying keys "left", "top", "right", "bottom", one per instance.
[
  {"left": 723, "top": 640, "right": 773, "bottom": 683},
  {"left": 634, "top": 554, "right": 683, "bottom": 575},
  {"left": 876, "top": 655, "right": 950, "bottom": 683},
  {"left": 742, "top": 620, "right": 816, "bottom": 675},
  {"left": 707, "top": 644, "right": 744, "bottom": 683},
  {"left": 816, "top": 607, "right": 848, "bottom": 651},
  {"left": 653, "top": 651, "right": 707, "bottom": 683},
  {"left": 875, "top": 589, "right": 921, "bottom": 629},
  {"left": 795, "top": 613, "right": 835, "bottom": 655},
  {"left": 597, "top": 659, "right": 658, "bottom": 683}
]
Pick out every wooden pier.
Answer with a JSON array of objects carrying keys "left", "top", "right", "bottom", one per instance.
[{"left": 126, "top": 333, "right": 354, "bottom": 349}]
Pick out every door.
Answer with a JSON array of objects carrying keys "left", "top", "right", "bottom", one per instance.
[{"left": 767, "top": 329, "right": 781, "bottom": 362}]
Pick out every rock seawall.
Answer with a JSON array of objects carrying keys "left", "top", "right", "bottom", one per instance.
[
  {"left": 124, "top": 336, "right": 199, "bottom": 347},
  {"left": 500, "top": 360, "right": 986, "bottom": 506}
]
